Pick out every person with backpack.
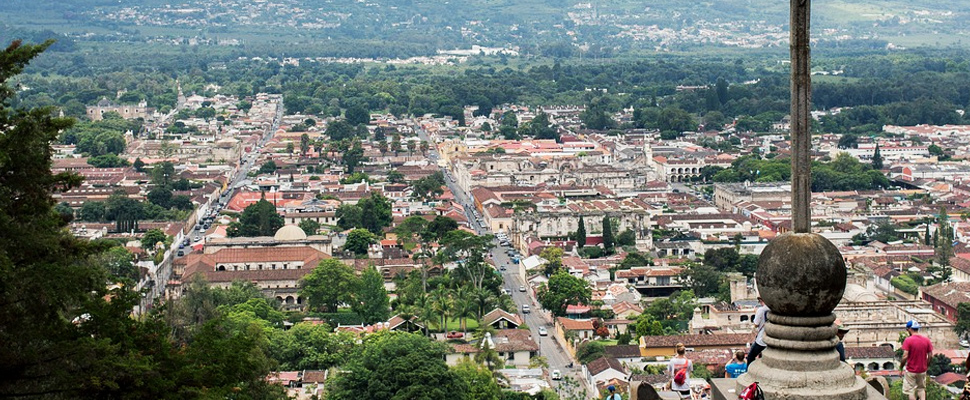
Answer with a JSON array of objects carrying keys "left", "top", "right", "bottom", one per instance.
[
  {"left": 724, "top": 350, "right": 748, "bottom": 378},
  {"left": 604, "top": 384, "right": 621, "bottom": 400},
  {"left": 668, "top": 343, "right": 693, "bottom": 398}
]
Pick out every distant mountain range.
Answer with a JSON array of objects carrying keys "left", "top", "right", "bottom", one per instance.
[{"left": 2, "top": 0, "right": 969, "bottom": 57}]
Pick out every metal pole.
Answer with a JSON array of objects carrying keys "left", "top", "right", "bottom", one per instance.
[{"left": 790, "top": 0, "right": 812, "bottom": 233}]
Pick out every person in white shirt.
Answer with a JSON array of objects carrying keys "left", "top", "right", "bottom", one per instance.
[
  {"left": 747, "top": 297, "right": 770, "bottom": 364},
  {"left": 668, "top": 343, "right": 693, "bottom": 398}
]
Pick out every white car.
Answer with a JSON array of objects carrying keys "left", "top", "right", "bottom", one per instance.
[
  {"left": 519, "top": 285, "right": 526, "bottom": 292},
  {"left": 538, "top": 327, "right": 548, "bottom": 336},
  {"left": 522, "top": 305, "right": 530, "bottom": 314},
  {"left": 551, "top": 370, "right": 562, "bottom": 380}
]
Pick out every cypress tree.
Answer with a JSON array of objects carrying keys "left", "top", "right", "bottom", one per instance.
[
  {"left": 602, "top": 215, "right": 614, "bottom": 253},
  {"left": 576, "top": 216, "right": 587, "bottom": 248},
  {"left": 872, "top": 143, "right": 884, "bottom": 169}
]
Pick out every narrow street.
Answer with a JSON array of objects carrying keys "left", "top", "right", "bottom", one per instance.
[{"left": 415, "top": 123, "right": 588, "bottom": 397}]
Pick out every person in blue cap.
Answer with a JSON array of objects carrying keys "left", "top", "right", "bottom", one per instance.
[{"left": 605, "top": 384, "right": 621, "bottom": 400}]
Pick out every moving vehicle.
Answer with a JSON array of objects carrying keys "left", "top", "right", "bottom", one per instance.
[
  {"left": 551, "top": 370, "right": 562, "bottom": 380},
  {"left": 519, "top": 285, "right": 526, "bottom": 292},
  {"left": 538, "top": 327, "right": 548, "bottom": 336},
  {"left": 522, "top": 305, "right": 530, "bottom": 314}
]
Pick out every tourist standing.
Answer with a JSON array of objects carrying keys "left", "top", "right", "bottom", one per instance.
[
  {"left": 668, "top": 343, "right": 693, "bottom": 398},
  {"left": 835, "top": 325, "right": 849, "bottom": 362},
  {"left": 725, "top": 350, "right": 748, "bottom": 378},
  {"left": 746, "top": 297, "right": 770, "bottom": 364},
  {"left": 901, "top": 320, "right": 933, "bottom": 400}
]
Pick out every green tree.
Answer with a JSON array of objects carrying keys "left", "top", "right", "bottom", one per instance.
[
  {"left": 150, "top": 161, "right": 175, "bottom": 186},
  {"left": 411, "top": 171, "right": 446, "bottom": 202},
  {"left": 147, "top": 185, "right": 173, "bottom": 208},
  {"left": 300, "top": 133, "right": 310, "bottom": 155},
  {"left": 576, "top": 341, "right": 606, "bottom": 364},
  {"left": 353, "top": 266, "right": 391, "bottom": 324},
  {"left": 394, "top": 215, "right": 429, "bottom": 251},
  {"left": 575, "top": 216, "right": 587, "bottom": 248},
  {"left": 681, "top": 263, "right": 727, "bottom": 299},
  {"left": 345, "top": 105, "right": 370, "bottom": 126},
  {"left": 634, "top": 314, "right": 665, "bottom": 338},
  {"left": 326, "top": 119, "right": 355, "bottom": 141},
  {"left": 540, "top": 246, "right": 564, "bottom": 275},
  {"left": 301, "top": 259, "right": 360, "bottom": 312},
  {"left": 344, "top": 228, "right": 377, "bottom": 256},
  {"left": 298, "top": 219, "right": 320, "bottom": 236},
  {"left": 956, "top": 303, "right": 970, "bottom": 339},
  {"left": 226, "top": 198, "right": 284, "bottom": 237},
  {"left": 358, "top": 193, "right": 393, "bottom": 234},
  {"left": 935, "top": 207, "right": 954, "bottom": 276},
  {"left": 325, "top": 332, "right": 467, "bottom": 400},
  {"left": 80, "top": 201, "right": 107, "bottom": 221},
  {"left": 602, "top": 216, "right": 615, "bottom": 254},
  {"left": 258, "top": 160, "right": 278, "bottom": 174},
  {"left": 387, "top": 169, "right": 406, "bottom": 183},
  {"left": 453, "top": 358, "right": 501, "bottom": 400},
  {"left": 426, "top": 216, "right": 459, "bottom": 240},
  {"left": 537, "top": 270, "right": 591, "bottom": 317},
  {"left": 872, "top": 143, "right": 884, "bottom": 169},
  {"left": 616, "top": 229, "right": 636, "bottom": 246},
  {"left": 336, "top": 203, "right": 363, "bottom": 231},
  {"left": 141, "top": 228, "right": 168, "bottom": 251},
  {"left": 132, "top": 157, "right": 145, "bottom": 172}
]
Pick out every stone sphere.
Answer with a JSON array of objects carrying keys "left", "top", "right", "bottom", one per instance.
[{"left": 757, "top": 232, "right": 846, "bottom": 316}]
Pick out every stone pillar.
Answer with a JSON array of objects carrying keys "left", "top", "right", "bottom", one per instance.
[{"left": 736, "top": 233, "right": 870, "bottom": 399}]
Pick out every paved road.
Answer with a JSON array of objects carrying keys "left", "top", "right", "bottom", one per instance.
[{"left": 415, "top": 123, "right": 586, "bottom": 395}]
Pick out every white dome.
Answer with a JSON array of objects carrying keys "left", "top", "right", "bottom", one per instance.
[
  {"left": 274, "top": 225, "right": 307, "bottom": 241},
  {"left": 842, "top": 283, "right": 878, "bottom": 303}
]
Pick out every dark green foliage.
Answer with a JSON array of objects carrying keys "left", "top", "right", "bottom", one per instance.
[
  {"left": 576, "top": 341, "right": 606, "bottom": 364},
  {"left": 87, "top": 153, "right": 129, "bottom": 168},
  {"left": 956, "top": 303, "right": 970, "bottom": 339},
  {"left": 537, "top": 270, "right": 591, "bottom": 317},
  {"left": 411, "top": 171, "right": 446, "bottom": 202},
  {"left": 353, "top": 266, "right": 391, "bottom": 324},
  {"left": 344, "top": 228, "right": 377, "bottom": 256},
  {"left": 602, "top": 216, "right": 614, "bottom": 254},
  {"left": 140, "top": 228, "right": 167, "bottom": 250},
  {"left": 426, "top": 216, "right": 459, "bottom": 240},
  {"left": 616, "top": 229, "right": 636, "bottom": 246},
  {"left": 0, "top": 42, "right": 280, "bottom": 399},
  {"left": 872, "top": 144, "right": 884, "bottom": 169},
  {"left": 345, "top": 105, "right": 370, "bottom": 126},
  {"left": 326, "top": 332, "right": 467, "bottom": 400},
  {"left": 298, "top": 219, "right": 320, "bottom": 236},
  {"left": 575, "top": 216, "right": 586, "bottom": 248},
  {"left": 59, "top": 113, "right": 139, "bottom": 156},
  {"left": 301, "top": 259, "right": 360, "bottom": 313},
  {"left": 713, "top": 153, "right": 890, "bottom": 191},
  {"left": 226, "top": 198, "right": 284, "bottom": 237},
  {"left": 258, "top": 160, "right": 278, "bottom": 174}
]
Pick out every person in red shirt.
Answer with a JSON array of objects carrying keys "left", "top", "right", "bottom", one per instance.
[{"left": 901, "top": 320, "right": 933, "bottom": 400}]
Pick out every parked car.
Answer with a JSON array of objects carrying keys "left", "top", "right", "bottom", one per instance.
[
  {"left": 446, "top": 331, "right": 464, "bottom": 339},
  {"left": 538, "top": 327, "right": 548, "bottom": 336},
  {"left": 519, "top": 285, "right": 526, "bottom": 292},
  {"left": 522, "top": 305, "right": 530, "bottom": 314},
  {"left": 177, "top": 250, "right": 184, "bottom": 257},
  {"left": 551, "top": 370, "right": 562, "bottom": 380}
]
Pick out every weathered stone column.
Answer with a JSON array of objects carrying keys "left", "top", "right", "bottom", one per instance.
[{"left": 735, "top": 233, "right": 869, "bottom": 399}]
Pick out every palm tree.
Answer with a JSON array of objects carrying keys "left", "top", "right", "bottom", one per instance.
[
  {"left": 414, "top": 295, "right": 436, "bottom": 336},
  {"left": 453, "top": 287, "right": 476, "bottom": 333},
  {"left": 472, "top": 288, "right": 495, "bottom": 321},
  {"left": 431, "top": 285, "right": 453, "bottom": 332}
]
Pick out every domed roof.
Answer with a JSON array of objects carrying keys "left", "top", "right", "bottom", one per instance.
[
  {"left": 842, "top": 283, "right": 878, "bottom": 303},
  {"left": 274, "top": 225, "right": 307, "bottom": 241}
]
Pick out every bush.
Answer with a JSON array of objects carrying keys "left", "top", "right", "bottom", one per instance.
[{"left": 578, "top": 246, "right": 603, "bottom": 259}]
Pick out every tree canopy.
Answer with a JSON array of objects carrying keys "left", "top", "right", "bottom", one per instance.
[{"left": 227, "top": 198, "right": 284, "bottom": 237}]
